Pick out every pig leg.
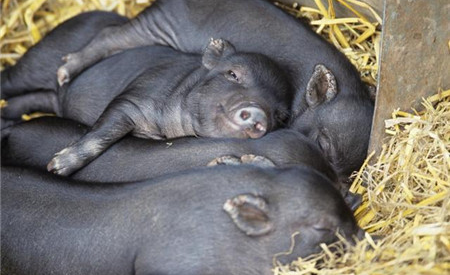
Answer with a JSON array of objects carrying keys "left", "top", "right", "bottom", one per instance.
[
  {"left": 1, "top": 65, "right": 59, "bottom": 99},
  {"left": 2, "top": 12, "right": 129, "bottom": 98},
  {"left": 57, "top": 16, "right": 160, "bottom": 86},
  {"left": 1, "top": 91, "right": 59, "bottom": 121},
  {"left": 47, "top": 102, "right": 137, "bottom": 176}
]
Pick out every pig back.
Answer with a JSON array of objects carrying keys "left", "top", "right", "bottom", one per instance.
[
  {"left": 62, "top": 46, "right": 199, "bottom": 126},
  {"left": 1, "top": 165, "right": 357, "bottom": 275}
]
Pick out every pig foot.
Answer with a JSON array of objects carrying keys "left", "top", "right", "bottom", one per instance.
[
  {"left": 57, "top": 53, "right": 83, "bottom": 86},
  {"left": 47, "top": 146, "right": 86, "bottom": 176},
  {"left": 57, "top": 66, "right": 70, "bottom": 86},
  {"left": 207, "top": 154, "right": 275, "bottom": 168}
]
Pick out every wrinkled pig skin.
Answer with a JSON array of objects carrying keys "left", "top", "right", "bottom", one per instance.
[{"left": 1, "top": 165, "right": 363, "bottom": 275}]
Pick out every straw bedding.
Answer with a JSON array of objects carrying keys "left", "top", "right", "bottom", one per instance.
[
  {"left": 1, "top": 1, "right": 448, "bottom": 274},
  {"left": 273, "top": 90, "right": 450, "bottom": 275}
]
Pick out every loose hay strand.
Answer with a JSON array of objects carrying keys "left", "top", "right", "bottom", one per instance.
[{"left": 275, "top": 0, "right": 381, "bottom": 86}]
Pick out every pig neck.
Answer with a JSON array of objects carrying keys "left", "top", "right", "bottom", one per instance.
[
  {"left": 157, "top": 100, "right": 196, "bottom": 139},
  {"left": 155, "top": 66, "right": 207, "bottom": 139}
]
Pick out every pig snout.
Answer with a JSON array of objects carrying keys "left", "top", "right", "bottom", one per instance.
[{"left": 232, "top": 105, "right": 268, "bottom": 139}]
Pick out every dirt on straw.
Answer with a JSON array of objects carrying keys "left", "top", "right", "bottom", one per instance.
[{"left": 1, "top": 1, "right": 448, "bottom": 275}]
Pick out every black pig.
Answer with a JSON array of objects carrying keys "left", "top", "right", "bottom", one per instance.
[
  {"left": 1, "top": 117, "right": 339, "bottom": 187},
  {"left": 1, "top": 165, "right": 363, "bottom": 275},
  {"left": 49, "top": 0, "right": 374, "bottom": 178},
  {"left": 1, "top": 12, "right": 291, "bottom": 176}
]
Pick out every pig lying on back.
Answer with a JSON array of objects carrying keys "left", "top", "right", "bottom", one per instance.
[
  {"left": 1, "top": 12, "right": 291, "bottom": 176},
  {"left": 49, "top": 0, "right": 374, "bottom": 180},
  {"left": 1, "top": 165, "right": 363, "bottom": 275}
]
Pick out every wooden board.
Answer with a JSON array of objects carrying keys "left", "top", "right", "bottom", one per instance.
[{"left": 368, "top": 0, "right": 450, "bottom": 155}]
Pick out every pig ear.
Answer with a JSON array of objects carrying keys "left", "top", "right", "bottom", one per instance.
[
  {"left": 223, "top": 193, "right": 273, "bottom": 236},
  {"left": 202, "top": 38, "right": 236, "bottom": 70},
  {"left": 305, "top": 64, "right": 338, "bottom": 107}
]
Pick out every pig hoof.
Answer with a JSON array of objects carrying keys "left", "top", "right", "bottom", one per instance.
[
  {"left": 207, "top": 155, "right": 241, "bottom": 166},
  {"left": 209, "top": 38, "right": 225, "bottom": 50},
  {"left": 206, "top": 38, "right": 232, "bottom": 55},
  {"left": 61, "top": 54, "right": 70, "bottom": 62},
  {"left": 47, "top": 148, "right": 81, "bottom": 176},
  {"left": 57, "top": 66, "right": 70, "bottom": 86},
  {"left": 240, "top": 154, "right": 275, "bottom": 168}
]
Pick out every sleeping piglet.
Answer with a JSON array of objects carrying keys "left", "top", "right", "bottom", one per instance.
[
  {"left": 1, "top": 165, "right": 363, "bottom": 275},
  {"left": 1, "top": 12, "right": 291, "bottom": 176}
]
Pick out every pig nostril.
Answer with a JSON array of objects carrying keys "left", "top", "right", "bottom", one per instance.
[{"left": 240, "top": 110, "right": 251, "bottom": 121}]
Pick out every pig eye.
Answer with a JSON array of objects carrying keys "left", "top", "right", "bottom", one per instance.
[
  {"left": 313, "top": 226, "right": 334, "bottom": 236},
  {"left": 227, "top": 70, "right": 239, "bottom": 82},
  {"left": 312, "top": 221, "right": 335, "bottom": 234},
  {"left": 313, "top": 224, "right": 332, "bottom": 231}
]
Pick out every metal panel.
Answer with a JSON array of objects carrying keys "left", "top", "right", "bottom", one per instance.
[{"left": 368, "top": 0, "right": 450, "bottom": 155}]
